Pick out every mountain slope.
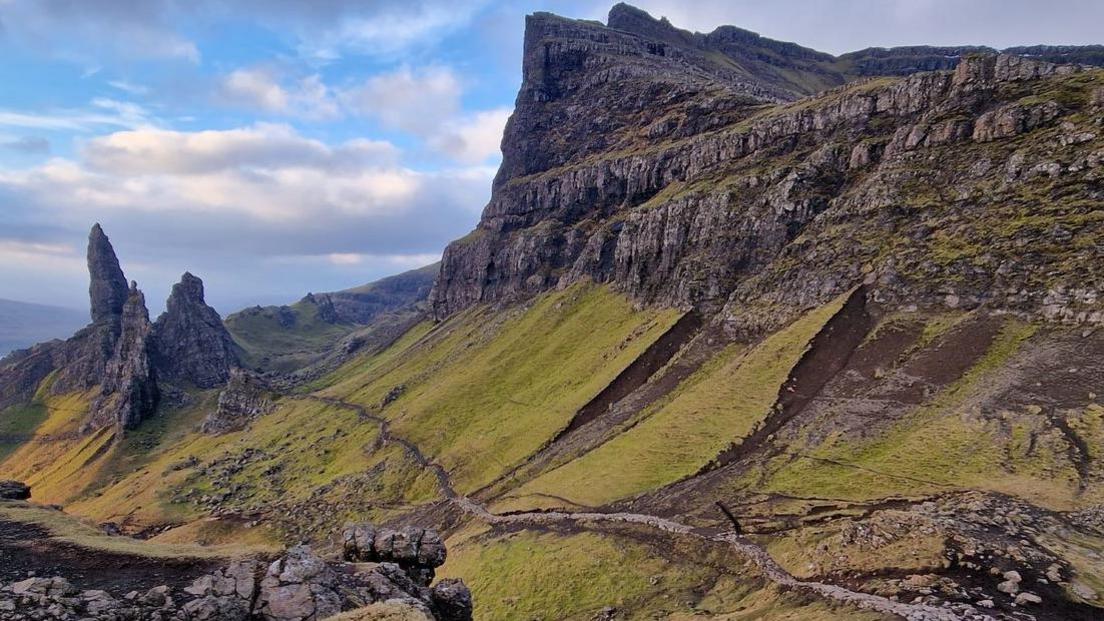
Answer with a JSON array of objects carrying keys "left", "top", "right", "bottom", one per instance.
[{"left": 225, "top": 263, "right": 438, "bottom": 373}]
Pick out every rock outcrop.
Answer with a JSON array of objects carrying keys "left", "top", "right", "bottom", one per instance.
[
  {"left": 0, "top": 480, "right": 30, "bottom": 500},
  {"left": 152, "top": 272, "right": 239, "bottom": 388},
  {"left": 86, "top": 223, "right": 129, "bottom": 326},
  {"left": 200, "top": 368, "right": 273, "bottom": 434},
  {"left": 342, "top": 524, "right": 447, "bottom": 586},
  {"left": 0, "top": 527, "right": 472, "bottom": 621},
  {"left": 430, "top": 5, "right": 1104, "bottom": 331},
  {"left": 86, "top": 282, "right": 159, "bottom": 431},
  {"left": 0, "top": 225, "right": 244, "bottom": 435}
]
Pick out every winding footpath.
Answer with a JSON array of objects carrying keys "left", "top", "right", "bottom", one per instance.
[{"left": 309, "top": 395, "right": 983, "bottom": 621}]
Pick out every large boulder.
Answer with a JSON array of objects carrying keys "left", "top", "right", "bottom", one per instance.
[{"left": 0, "top": 480, "right": 30, "bottom": 500}]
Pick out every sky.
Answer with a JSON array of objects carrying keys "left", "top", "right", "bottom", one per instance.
[{"left": 1, "top": 0, "right": 1101, "bottom": 315}]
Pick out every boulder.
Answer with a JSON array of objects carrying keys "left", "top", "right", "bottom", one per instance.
[{"left": 0, "top": 480, "right": 30, "bottom": 500}]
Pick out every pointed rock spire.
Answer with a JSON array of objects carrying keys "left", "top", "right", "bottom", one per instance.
[
  {"left": 152, "top": 272, "right": 239, "bottom": 388},
  {"left": 87, "top": 223, "right": 129, "bottom": 324}
]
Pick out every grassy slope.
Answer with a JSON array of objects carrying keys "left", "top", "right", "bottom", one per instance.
[
  {"left": 0, "top": 501, "right": 257, "bottom": 559},
  {"left": 321, "top": 283, "right": 683, "bottom": 493},
  {"left": 0, "top": 402, "right": 48, "bottom": 461},
  {"left": 501, "top": 293, "right": 847, "bottom": 508},
  {"left": 757, "top": 319, "right": 1104, "bottom": 509},
  {"left": 438, "top": 525, "right": 886, "bottom": 621}
]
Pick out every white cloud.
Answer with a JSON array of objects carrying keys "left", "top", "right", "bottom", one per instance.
[
  {"left": 291, "top": 1, "right": 490, "bottom": 60},
  {"left": 219, "top": 67, "right": 340, "bottom": 120},
  {"left": 431, "top": 107, "right": 510, "bottom": 165},
  {"left": 79, "top": 123, "right": 396, "bottom": 176},
  {"left": 342, "top": 65, "right": 462, "bottom": 135},
  {"left": 107, "top": 80, "right": 150, "bottom": 96},
  {"left": 340, "top": 65, "right": 509, "bottom": 164},
  {"left": 0, "top": 98, "right": 157, "bottom": 132},
  {"left": 0, "top": 239, "right": 84, "bottom": 274},
  {"left": 0, "top": 124, "right": 490, "bottom": 241}
]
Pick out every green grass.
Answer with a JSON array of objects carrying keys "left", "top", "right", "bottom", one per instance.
[
  {"left": 0, "top": 402, "right": 48, "bottom": 461},
  {"left": 758, "top": 320, "right": 1085, "bottom": 505},
  {"left": 0, "top": 501, "right": 256, "bottom": 559},
  {"left": 438, "top": 528, "right": 717, "bottom": 621},
  {"left": 323, "top": 283, "right": 683, "bottom": 493},
  {"left": 504, "top": 293, "right": 849, "bottom": 507}
]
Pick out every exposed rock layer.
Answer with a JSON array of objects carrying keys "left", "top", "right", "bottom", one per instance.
[{"left": 431, "top": 6, "right": 1104, "bottom": 332}]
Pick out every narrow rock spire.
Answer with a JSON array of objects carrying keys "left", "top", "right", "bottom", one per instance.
[{"left": 87, "top": 223, "right": 129, "bottom": 324}]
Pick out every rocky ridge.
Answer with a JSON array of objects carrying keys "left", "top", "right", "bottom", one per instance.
[
  {"left": 431, "top": 5, "right": 1104, "bottom": 333},
  {"left": 152, "top": 273, "right": 240, "bottom": 389}
]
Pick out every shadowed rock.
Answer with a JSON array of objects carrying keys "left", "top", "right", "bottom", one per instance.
[
  {"left": 87, "top": 223, "right": 129, "bottom": 325},
  {"left": 86, "top": 281, "right": 158, "bottom": 431},
  {"left": 0, "top": 480, "right": 30, "bottom": 500},
  {"left": 152, "top": 272, "right": 239, "bottom": 388}
]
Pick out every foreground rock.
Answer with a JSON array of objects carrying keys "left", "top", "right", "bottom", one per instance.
[
  {"left": 0, "top": 525, "right": 471, "bottom": 621},
  {"left": 0, "top": 480, "right": 30, "bottom": 500}
]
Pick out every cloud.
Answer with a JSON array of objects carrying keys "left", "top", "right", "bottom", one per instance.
[
  {"left": 0, "top": 0, "right": 199, "bottom": 62},
  {"left": 79, "top": 123, "right": 395, "bottom": 176},
  {"left": 342, "top": 65, "right": 462, "bottom": 135},
  {"left": 430, "top": 107, "right": 510, "bottom": 165},
  {"left": 219, "top": 68, "right": 340, "bottom": 120},
  {"left": 341, "top": 65, "right": 508, "bottom": 163},
  {"left": 0, "top": 98, "right": 157, "bottom": 132},
  {"left": 0, "top": 123, "right": 489, "bottom": 254},
  {"left": 0, "top": 136, "right": 50, "bottom": 154},
  {"left": 107, "top": 80, "right": 150, "bottom": 96}
]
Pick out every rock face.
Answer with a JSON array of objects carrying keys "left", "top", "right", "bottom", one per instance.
[
  {"left": 152, "top": 272, "right": 239, "bottom": 388},
  {"left": 342, "top": 524, "right": 447, "bottom": 586},
  {"left": 86, "top": 282, "right": 159, "bottom": 431},
  {"left": 0, "top": 529, "right": 473, "bottom": 621},
  {"left": 86, "top": 223, "right": 129, "bottom": 326},
  {"left": 200, "top": 368, "right": 273, "bottom": 434},
  {"left": 430, "top": 5, "right": 1104, "bottom": 331}
]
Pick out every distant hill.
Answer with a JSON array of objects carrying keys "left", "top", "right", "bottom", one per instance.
[
  {"left": 0, "top": 299, "right": 86, "bottom": 358},
  {"left": 224, "top": 263, "right": 438, "bottom": 373}
]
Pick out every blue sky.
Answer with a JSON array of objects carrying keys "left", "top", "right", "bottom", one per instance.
[{"left": 1, "top": 0, "right": 1101, "bottom": 314}]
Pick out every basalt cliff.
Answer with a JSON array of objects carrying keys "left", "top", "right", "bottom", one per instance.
[{"left": 432, "top": 3, "right": 1103, "bottom": 335}]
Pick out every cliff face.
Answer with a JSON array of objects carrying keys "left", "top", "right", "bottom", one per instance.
[
  {"left": 430, "top": 5, "right": 1104, "bottom": 330},
  {"left": 152, "top": 272, "right": 239, "bottom": 389}
]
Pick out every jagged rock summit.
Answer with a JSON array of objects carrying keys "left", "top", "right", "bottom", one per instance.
[
  {"left": 0, "top": 225, "right": 242, "bottom": 435},
  {"left": 152, "top": 271, "right": 240, "bottom": 388}
]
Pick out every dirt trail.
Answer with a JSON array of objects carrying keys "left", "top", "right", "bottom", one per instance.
[{"left": 308, "top": 395, "right": 979, "bottom": 621}]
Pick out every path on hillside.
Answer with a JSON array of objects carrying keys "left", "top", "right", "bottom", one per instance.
[{"left": 307, "top": 395, "right": 981, "bottom": 621}]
